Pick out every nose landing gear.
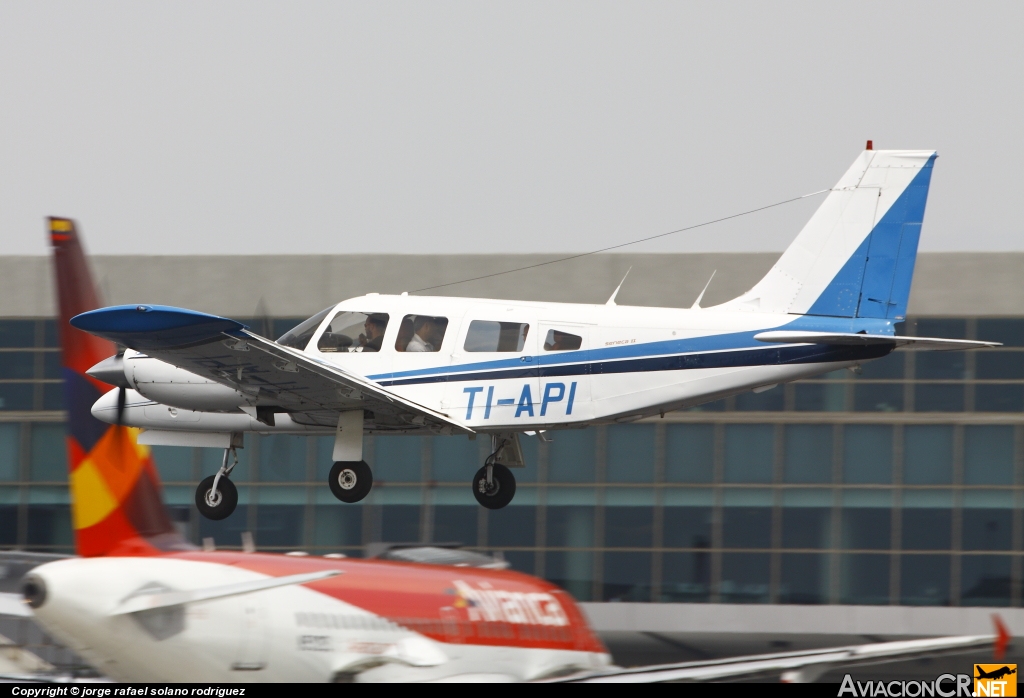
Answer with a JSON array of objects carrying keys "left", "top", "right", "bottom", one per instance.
[{"left": 196, "top": 447, "right": 239, "bottom": 520}]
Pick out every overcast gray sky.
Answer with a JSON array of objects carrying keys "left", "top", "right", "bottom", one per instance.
[{"left": 1, "top": 1, "right": 1021, "bottom": 256}]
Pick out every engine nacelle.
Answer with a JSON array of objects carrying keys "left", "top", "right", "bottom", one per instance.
[{"left": 124, "top": 349, "right": 247, "bottom": 412}]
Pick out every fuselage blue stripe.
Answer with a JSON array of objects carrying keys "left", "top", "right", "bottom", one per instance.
[
  {"left": 374, "top": 342, "right": 891, "bottom": 387},
  {"left": 367, "top": 315, "right": 897, "bottom": 384}
]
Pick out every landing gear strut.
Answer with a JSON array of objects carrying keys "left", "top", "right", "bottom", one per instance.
[
  {"left": 472, "top": 437, "right": 518, "bottom": 510},
  {"left": 329, "top": 460, "right": 373, "bottom": 503},
  {"left": 195, "top": 447, "right": 239, "bottom": 520}
]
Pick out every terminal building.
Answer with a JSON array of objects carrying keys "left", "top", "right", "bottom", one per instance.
[{"left": 2, "top": 250, "right": 1024, "bottom": 667}]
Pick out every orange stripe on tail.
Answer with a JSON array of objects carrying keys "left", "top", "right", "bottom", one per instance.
[{"left": 49, "top": 218, "right": 191, "bottom": 557}]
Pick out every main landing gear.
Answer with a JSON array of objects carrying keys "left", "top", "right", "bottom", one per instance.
[
  {"left": 328, "top": 460, "right": 373, "bottom": 503},
  {"left": 193, "top": 423, "right": 531, "bottom": 517},
  {"left": 473, "top": 462, "right": 516, "bottom": 510},
  {"left": 196, "top": 447, "right": 239, "bottom": 520},
  {"left": 327, "top": 411, "right": 374, "bottom": 504},
  {"left": 472, "top": 435, "right": 524, "bottom": 510},
  {"left": 322, "top": 432, "right": 526, "bottom": 510}
]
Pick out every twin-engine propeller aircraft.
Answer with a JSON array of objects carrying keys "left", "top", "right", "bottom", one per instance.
[
  {"left": 0, "top": 152, "right": 1008, "bottom": 684},
  {"left": 72, "top": 146, "right": 998, "bottom": 521}
]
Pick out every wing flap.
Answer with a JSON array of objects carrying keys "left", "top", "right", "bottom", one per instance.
[
  {"left": 240, "top": 331, "right": 472, "bottom": 433},
  {"left": 71, "top": 305, "right": 473, "bottom": 435},
  {"left": 754, "top": 331, "right": 1000, "bottom": 351}
]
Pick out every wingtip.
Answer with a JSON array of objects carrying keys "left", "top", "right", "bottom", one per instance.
[{"left": 70, "top": 305, "right": 246, "bottom": 351}]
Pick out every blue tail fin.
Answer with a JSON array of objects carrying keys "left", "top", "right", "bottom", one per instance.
[{"left": 721, "top": 149, "right": 937, "bottom": 322}]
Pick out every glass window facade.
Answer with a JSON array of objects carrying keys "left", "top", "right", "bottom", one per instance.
[{"left": 5, "top": 315, "right": 1024, "bottom": 607}]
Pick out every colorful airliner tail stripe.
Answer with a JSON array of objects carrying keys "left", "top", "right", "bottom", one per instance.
[{"left": 48, "top": 217, "right": 188, "bottom": 557}]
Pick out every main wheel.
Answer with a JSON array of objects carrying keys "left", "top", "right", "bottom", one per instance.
[
  {"left": 329, "top": 460, "right": 373, "bottom": 503},
  {"left": 472, "top": 463, "right": 516, "bottom": 510},
  {"left": 195, "top": 475, "right": 238, "bottom": 520}
]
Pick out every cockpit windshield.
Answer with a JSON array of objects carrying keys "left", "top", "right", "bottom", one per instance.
[
  {"left": 318, "top": 312, "right": 390, "bottom": 352},
  {"left": 276, "top": 307, "right": 333, "bottom": 350}
]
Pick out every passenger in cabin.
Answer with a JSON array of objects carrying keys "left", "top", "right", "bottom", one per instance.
[
  {"left": 394, "top": 317, "right": 415, "bottom": 352},
  {"left": 544, "top": 329, "right": 583, "bottom": 351},
  {"left": 406, "top": 316, "right": 435, "bottom": 352},
  {"left": 405, "top": 316, "right": 447, "bottom": 352},
  {"left": 358, "top": 314, "right": 388, "bottom": 352}
]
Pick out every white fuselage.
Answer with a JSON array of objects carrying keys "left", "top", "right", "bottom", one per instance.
[
  {"left": 27, "top": 556, "right": 609, "bottom": 682},
  {"left": 93, "top": 295, "right": 886, "bottom": 435}
]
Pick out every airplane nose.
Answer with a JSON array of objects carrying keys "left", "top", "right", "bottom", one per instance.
[
  {"left": 22, "top": 574, "right": 46, "bottom": 609},
  {"left": 91, "top": 388, "right": 121, "bottom": 425}
]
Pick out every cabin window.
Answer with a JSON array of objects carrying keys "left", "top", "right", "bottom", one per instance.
[
  {"left": 543, "top": 329, "right": 583, "bottom": 351},
  {"left": 276, "top": 307, "right": 334, "bottom": 350},
  {"left": 395, "top": 315, "right": 448, "bottom": 352},
  {"left": 317, "top": 312, "right": 390, "bottom": 353},
  {"left": 463, "top": 321, "right": 530, "bottom": 352}
]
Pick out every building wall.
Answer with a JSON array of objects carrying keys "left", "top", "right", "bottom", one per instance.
[
  {"left": 2, "top": 254, "right": 1023, "bottom": 609},
  {"left": 5, "top": 252, "right": 1024, "bottom": 317}
]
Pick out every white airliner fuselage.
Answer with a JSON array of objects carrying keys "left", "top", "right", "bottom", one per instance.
[{"left": 25, "top": 555, "right": 606, "bottom": 683}]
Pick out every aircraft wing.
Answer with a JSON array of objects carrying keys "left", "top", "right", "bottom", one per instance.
[
  {"left": 549, "top": 627, "right": 1007, "bottom": 683},
  {"left": 110, "top": 570, "right": 340, "bottom": 615},
  {"left": 0, "top": 592, "right": 32, "bottom": 617},
  {"left": 70, "top": 305, "right": 473, "bottom": 434},
  {"left": 754, "top": 331, "right": 1000, "bottom": 351}
]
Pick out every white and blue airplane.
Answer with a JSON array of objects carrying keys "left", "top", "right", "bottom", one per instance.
[{"left": 74, "top": 146, "right": 997, "bottom": 520}]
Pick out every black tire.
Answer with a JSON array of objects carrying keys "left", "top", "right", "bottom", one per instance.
[
  {"left": 472, "top": 463, "right": 516, "bottom": 510},
  {"left": 329, "top": 461, "right": 373, "bottom": 503},
  {"left": 195, "top": 475, "right": 238, "bottom": 520}
]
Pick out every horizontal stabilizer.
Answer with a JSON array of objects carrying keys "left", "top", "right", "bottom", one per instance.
[
  {"left": 754, "top": 331, "right": 1000, "bottom": 351},
  {"left": 110, "top": 569, "right": 340, "bottom": 616}
]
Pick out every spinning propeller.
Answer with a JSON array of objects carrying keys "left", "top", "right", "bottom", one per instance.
[
  {"left": 86, "top": 351, "right": 130, "bottom": 425},
  {"left": 250, "top": 296, "right": 273, "bottom": 340}
]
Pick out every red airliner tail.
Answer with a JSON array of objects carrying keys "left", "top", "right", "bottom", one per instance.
[{"left": 49, "top": 217, "right": 189, "bottom": 557}]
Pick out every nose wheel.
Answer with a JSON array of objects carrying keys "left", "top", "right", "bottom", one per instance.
[
  {"left": 472, "top": 463, "right": 516, "bottom": 510},
  {"left": 196, "top": 475, "right": 238, "bottom": 520},
  {"left": 329, "top": 460, "right": 373, "bottom": 503},
  {"left": 195, "top": 447, "right": 239, "bottom": 520}
]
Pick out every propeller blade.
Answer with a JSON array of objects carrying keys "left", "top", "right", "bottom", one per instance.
[
  {"left": 251, "top": 297, "right": 272, "bottom": 339},
  {"left": 116, "top": 386, "right": 126, "bottom": 427}
]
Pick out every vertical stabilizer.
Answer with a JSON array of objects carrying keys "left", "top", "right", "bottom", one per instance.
[
  {"left": 719, "top": 149, "right": 936, "bottom": 321},
  {"left": 49, "top": 218, "right": 188, "bottom": 557}
]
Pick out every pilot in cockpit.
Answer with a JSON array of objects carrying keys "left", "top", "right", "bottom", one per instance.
[{"left": 358, "top": 314, "right": 388, "bottom": 352}]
